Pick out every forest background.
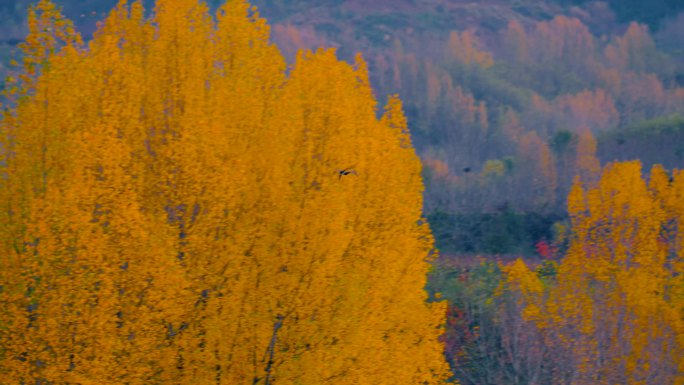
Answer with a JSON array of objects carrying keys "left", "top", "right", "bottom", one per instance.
[
  {"left": 2, "top": 0, "right": 684, "bottom": 255},
  {"left": 2, "top": 0, "right": 684, "bottom": 384}
]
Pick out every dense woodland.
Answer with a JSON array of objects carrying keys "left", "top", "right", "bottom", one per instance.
[
  {"left": 6, "top": 0, "right": 684, "bottom": 254},
  {"left": 1, "top": 0, "right": 684, "bottom": 384},
  {"left": 256, "top": 0, "right": 684, "bottom": 255}
]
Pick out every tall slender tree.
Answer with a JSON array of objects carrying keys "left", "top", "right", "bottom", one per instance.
[{"left": 0, "top": 1, "right": 449, "bottom": 383}]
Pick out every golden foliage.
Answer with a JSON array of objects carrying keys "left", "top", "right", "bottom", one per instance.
[
  {"left": 0, "top": 1, "right": 449, "bottom": 383},
  {"left": 502, "top": 161, "right": 684, "bottom": 384}
]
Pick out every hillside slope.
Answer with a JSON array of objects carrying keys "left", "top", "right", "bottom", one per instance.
[{"left": 2, "top": 0, "right": 684, "bottom": 256}]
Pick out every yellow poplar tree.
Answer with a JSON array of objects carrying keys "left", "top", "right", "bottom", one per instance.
[
  {"left": 574, "top": 129, "right": 600, "bottom": 186},
  {"left": 517, "top": 131, "right": 557, "bottom": 210},
  {"left": 502, "top": 161, "right": 684, "bottom": 384},
  {"left": 0, "top": 0, "right": 450, "bottom": 383}
]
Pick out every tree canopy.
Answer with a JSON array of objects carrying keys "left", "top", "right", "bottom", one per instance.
[{"left": 0, "top": 1, "right": 449, "bottom": 383}]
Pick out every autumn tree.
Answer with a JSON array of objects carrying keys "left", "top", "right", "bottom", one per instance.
[
  {"left": 501, "top": 161, "right": 684, "bottom": 384},
  {"left": 604, "top": 22, "right": 666, "bottom": 75},
  {"left": 515, "top": 132, "right": 557, "bottom": 211},
  {"left": 446, "top": 30, "right": 493, "bottom": 69},
  {"left": 0, "top": 0, "right": 450, "bottom": 383}
]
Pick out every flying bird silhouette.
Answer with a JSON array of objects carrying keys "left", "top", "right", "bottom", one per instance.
[{"left": 338, "top": 167, "right": 358, "bottom": 179}]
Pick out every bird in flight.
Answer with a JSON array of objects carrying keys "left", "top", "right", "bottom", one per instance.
[{"left": 338, "top": 167, "right": 358, "bottom": 179}]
